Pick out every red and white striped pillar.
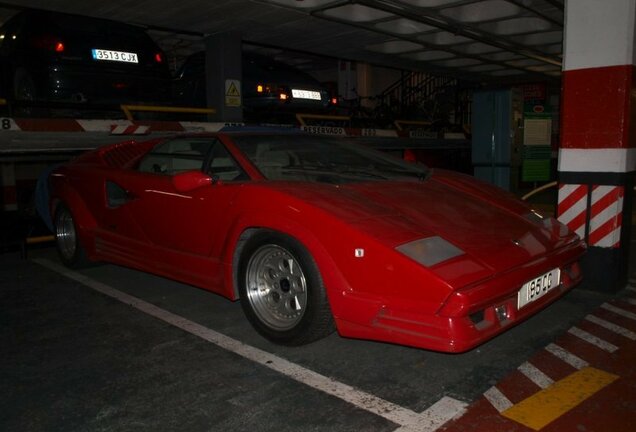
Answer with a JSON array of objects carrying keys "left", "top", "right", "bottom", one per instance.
[{"left": 557, "top": 0, "right": 636, "bottom": 291}]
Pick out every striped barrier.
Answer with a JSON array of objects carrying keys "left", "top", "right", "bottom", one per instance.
[
  {"left": 110, "top": 124, "right": 150, "bottom": 135},
  {"left": 1, "top": 118, "right": 234, "bottom": 133},
  {"left": 0, "top": 116, "right": 456, "bottom": 140},
  {"left": 558, "top": 184, "right": 624, "bottom": 248}
]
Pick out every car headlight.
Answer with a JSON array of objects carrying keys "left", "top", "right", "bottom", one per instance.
[{"left": 396, "top": 236, "right": 465, "bottom": 267}]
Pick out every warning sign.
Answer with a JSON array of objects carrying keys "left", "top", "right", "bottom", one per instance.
[{"left": 225, "top": 79, "right": 241, "bottom": 107}]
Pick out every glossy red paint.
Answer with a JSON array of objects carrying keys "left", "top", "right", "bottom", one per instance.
[{"left": 49, "top": 132, "right": 586, "bottom": 352}]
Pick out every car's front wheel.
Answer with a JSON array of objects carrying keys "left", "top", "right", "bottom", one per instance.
[
  {"left": 54, "top": 203, "right": 90, "bottom": 268},
  {"left": 238, "top": 231, "right": 335, "bottom": 345}
]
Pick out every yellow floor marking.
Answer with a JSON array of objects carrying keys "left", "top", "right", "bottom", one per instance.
[{"left": 501, "top": 367, "right": 618, "bottom": 431}]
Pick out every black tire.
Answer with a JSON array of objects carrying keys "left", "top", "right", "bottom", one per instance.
[
  {"left": 54, "top": 203, "right": 90, "bottom": 269},
  {"left": 238, "top": 230, "right": 335, "bottom": 345}
]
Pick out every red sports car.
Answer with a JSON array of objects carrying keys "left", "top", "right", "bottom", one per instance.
[{"left": 49, "top": 131, "right": 585, "bottom": 352}]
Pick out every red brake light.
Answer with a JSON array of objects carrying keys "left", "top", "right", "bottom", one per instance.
[
  {"left": 330, "top": 97, "right": 338, "bottom": 105},
  {"left": 154, "top": 53, "right": 164, "bottom": 63},
  {"left": 32, "top": 35, "right": 64, "bottom": 52}
]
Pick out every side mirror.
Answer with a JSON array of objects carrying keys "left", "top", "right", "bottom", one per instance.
[{"left": 172, "top": 170, "right": 213, "bottom": 193}]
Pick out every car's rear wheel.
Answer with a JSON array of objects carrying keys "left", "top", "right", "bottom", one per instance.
[
  {"left": 238, "top": 231, "right": 335, "bottom": 345},
  {"left": 54, "top": 203, "right": 90, "bottom": 268}
]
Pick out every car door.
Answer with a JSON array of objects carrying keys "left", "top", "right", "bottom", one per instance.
[{"left": 102, "top": 136, "right": 247, "bottom": 289}]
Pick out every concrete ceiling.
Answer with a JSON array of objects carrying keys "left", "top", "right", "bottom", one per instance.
[{"left": 0, "top": 0, "right": 564, "bottom": 80}]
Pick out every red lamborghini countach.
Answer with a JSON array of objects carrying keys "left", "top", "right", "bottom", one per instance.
[{"left": 49, "top": 131, "right": 585, "bottom": 352}]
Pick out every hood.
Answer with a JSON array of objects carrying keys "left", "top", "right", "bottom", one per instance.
[{"left": 270, "top": 172, "right": 575, "bottom": 273}]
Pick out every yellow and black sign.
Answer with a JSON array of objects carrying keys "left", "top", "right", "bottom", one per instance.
[{"left": 225, "top": 79, "right": 241, "bottom": 107}]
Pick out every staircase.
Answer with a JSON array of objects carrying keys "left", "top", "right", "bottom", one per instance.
[{"left": 378, "top": 71, "right": 460, "bottom": 123}]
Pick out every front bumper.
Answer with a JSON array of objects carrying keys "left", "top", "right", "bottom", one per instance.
[{"left": 335, "top": 240, "right": 586, "bottom": 353}]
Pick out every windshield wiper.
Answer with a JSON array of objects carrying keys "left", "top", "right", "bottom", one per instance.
[
  {"left": 334, "top": 168, "right": 388, "bottom": 180},
  {"left": 281, "top": 166, "right": 388, "bottom": 180}
]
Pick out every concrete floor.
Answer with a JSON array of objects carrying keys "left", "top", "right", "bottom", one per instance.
[{"left": 1, "top": 246, "right": 620, "bottom": 431}]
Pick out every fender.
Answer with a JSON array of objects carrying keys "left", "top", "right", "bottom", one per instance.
[{"left": 219, "top": 213, "right": 353, "bottom": 318}]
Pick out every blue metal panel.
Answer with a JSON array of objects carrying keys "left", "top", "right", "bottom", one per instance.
[{"left": 471, "top": 90, "right": 512, "bottom": 190}]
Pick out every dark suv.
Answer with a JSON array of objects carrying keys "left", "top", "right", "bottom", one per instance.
[{"left": 0, "top": 9, "right": 171, "bottom": 106}]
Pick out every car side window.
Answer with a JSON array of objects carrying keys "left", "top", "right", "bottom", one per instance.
[
  {"left": 205, "top": 142, "right": 248, "bottom": 182},
  {"left": 138, "top": 138, "right": 214, "bottom": 175}
]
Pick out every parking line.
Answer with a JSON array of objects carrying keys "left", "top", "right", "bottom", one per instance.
[
  {"left": 544, "top": 343, "right": 589, "bottom": 369},
  {"left": 585, "top": 315, "right": 636, "bottom": 340},
  {"left": 483, "top": 386, "right": 513, "bottom": 413},
  {"left": 601, "top": 303, "right": 636, "bottom": 321},
  {"left": 517, "top": 362, "right": 554, "bottom": 389},
  {"left": 34, "top": 258, "right": 465, "bottom": 432},
  {"left": 392, "top": 397, "right": 468, "bottom": 432},
  {"left": 501, "top": 367, "right": 619, "bottom": 431},
  {"left": 568, "top": 326, "right": 618, "bottom": 352}
]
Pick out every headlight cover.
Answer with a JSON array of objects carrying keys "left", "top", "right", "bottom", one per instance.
[
  {"left": 524, "top": 209, "right": 576, "bottom": 239},
  {"left": 396, "top": 236, "right": 465, "bottom": 267}
]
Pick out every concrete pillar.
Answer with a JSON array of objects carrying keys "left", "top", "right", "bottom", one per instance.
[
  {"left": 557, "top": 0, "right": 636, "bottom": 292},
  {"left": 204, "top": 32, "right": 243, "bottom": 123}
]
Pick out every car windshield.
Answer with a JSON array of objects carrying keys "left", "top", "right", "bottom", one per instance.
[{"left": 232, "top": 134, "right": 430, "bottom": 184}]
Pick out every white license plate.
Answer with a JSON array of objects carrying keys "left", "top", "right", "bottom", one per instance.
[
  {"left": 291, "top": 89, "right": 321, "bottom": 100},
  {"left": 92, "top": 49, "right": 138, "bottom": 63},
  {"left": 518, "top": 268, "right": 560, "bottom": 309}
]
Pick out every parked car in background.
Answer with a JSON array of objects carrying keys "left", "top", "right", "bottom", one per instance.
[
  {"left": 48, "top": 130, "right": 585, "bottom": 352},
  {"left": 0, "top": 9, "right": 171, "bottom": 108},
  {"left": 173, "top": 51, "right": 333, "bottom": 120}
]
